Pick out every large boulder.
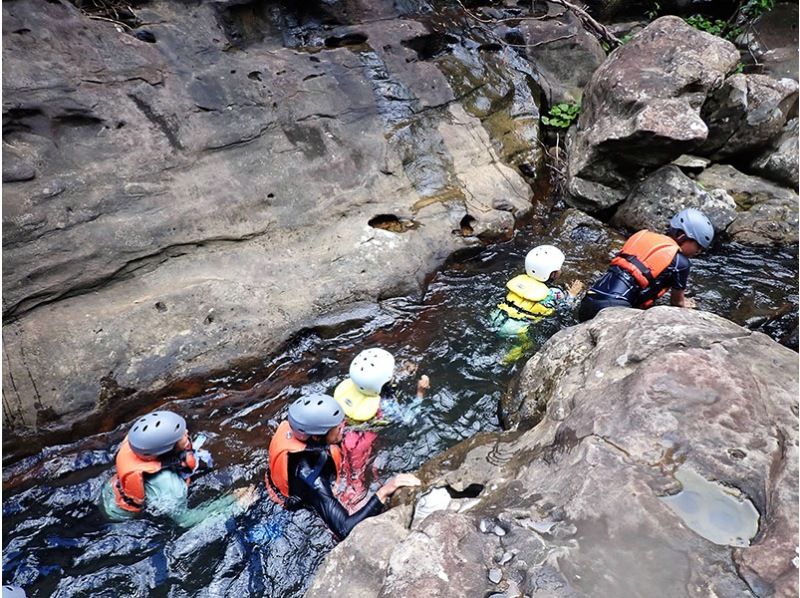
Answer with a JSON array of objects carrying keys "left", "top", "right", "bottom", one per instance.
[
  {"left": 697, "top": 164, "right": 799, "bottom": 246},
  {"left": 748, "top": 117, "right": 799, "bottom": 189},
  {"left": 311, "top": 308, "right": 798, "bottom": 597},
  {"left": 566, "top": 16, "right": 739, "bottom": 212},
  {"left": 612, "top": 165, "right": 737, "bottom": 233},
  {"left": 699, "top": 74, "right": 798, "bottom": 160},
  {"left": 2, "top": 0, "right": 539, "bottom": 440}
]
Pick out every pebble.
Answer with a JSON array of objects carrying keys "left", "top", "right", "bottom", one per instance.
[
  {"left": 488, "top": 568, "right": 503, "bottom": 584},
  {"left": 493, "top": 525, "right": 507, "bottom": 537}
]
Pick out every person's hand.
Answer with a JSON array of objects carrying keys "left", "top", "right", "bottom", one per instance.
[
  {"left": 416, "top": 375, "right": 430, "bottom": 397},
  {"left": 567, "top": 280, "right": 584, "bottom": 297},
  {"left": 376, "top": 473, "right": 421, "bottom": 503},
  {"left": 233, "top": 485, "right": 259, "bottom": 509}
]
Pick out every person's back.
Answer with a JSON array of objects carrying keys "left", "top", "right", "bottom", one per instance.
[{"left": 578, "top": 209, "right": 714, "bottom": 322}]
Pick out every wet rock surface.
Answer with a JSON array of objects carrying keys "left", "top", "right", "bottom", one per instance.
[
  {"left": 514, "top": 1, "right": 607, "bottom": 104},
  {"left": 313, "top": 308, "right": 798, "bottom": 597},
  {"left": 2, "top": 0, "right": 541, "bottom": 440},
  {"left": 697, "top": 164, "right": 799, "bottom": 246}
]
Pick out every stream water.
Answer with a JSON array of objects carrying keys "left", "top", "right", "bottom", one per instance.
[{"left": 2, "top": 203, "right": 797, "bottom": 597}]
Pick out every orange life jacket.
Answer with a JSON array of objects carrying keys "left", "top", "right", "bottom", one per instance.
[
  {"left": 265, "top": 420, "right": 342, "bottom": 506},
  {"left": 110, "top": 437, "right": 195, "bottom": 512},
  {"left": 609, "top": 230, "right": 679, "bottom": 308}
]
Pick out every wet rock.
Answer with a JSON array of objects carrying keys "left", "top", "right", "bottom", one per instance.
[
  {"left": 747, "top": 117, "right": 799, "bottom": 189},
  {"left": 314, "top": 308, "right": 797, "bottom": 597},
  {"left": 566, "top": 16, "right": 739, "bottom": 212},
  {"left": 737, "top": 2, "right": 799, "bottom": 81},
  {"left": 699, "top": 74, "right": 798, "bottom": 160},
  {"left": 612, "top": 165, "right": 736, "bottom": 234},
  {"left": 2, "top": 0, "right": 538, "bottom": 439},
  {"left": 696, "top": 164, "right": 799, "bottom": 246},
  {"left": 488, "top": 567, "right": 503, "bottom": 583},
  {"left": 514, "top": 2, "right": 607, "bottom": 104},
  {"left": 305, "top": 505, "right": 412, "bottom": 598}
]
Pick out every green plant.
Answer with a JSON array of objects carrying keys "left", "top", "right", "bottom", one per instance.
[
  {"left": 684, "top": 14, "right": 743, "bottom": 41},
  {"left": 733, "top": 62, "right": 745, "bottom": 74},
  {"left": 541, "top": 102, "right": 581, "bottom": 129},
  {"left": 741, "top": 0, "right": 774, "bottom": 18},
  {"left": 645, "top": 1, "right": 661, "bottom": 21}
]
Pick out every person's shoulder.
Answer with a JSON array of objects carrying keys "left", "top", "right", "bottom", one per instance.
[{"left": 674, "top": 252, "right": 691, "bottom": 269}]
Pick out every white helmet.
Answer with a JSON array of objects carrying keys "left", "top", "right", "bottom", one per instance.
[
  {"left": 349, "top": 348, "right": 395, "bottom": 397},
  {"left": 524, "top": 245, "right": 565, "bottom": 282}
]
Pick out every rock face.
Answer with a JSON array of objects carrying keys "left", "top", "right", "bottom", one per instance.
[
  {"left": 2, "top": 0, "right": 542, "bottom": 439},
  {"left": 700, "top": 74, "right": 798, "bottom": 160},
  {"left": 612, "top": 165, "right": 736, "bottom": 233},
  {"left": 697, "top": 164, "right": 799, "bottom": 246},
  {"left": 566, "top": 16, "right": 739, "bottom": 211},
  {"left": 311, "top": 308, "right": 798, "bottom": 597},
  {"left": 748, "top": 117, "right": 800, "bottom": 189},
  {"left": 514, "top": 2, "right": 607, "bottom": 104},
  {"left": 738, "top": 1, "right": 800, "bottom": 81}
]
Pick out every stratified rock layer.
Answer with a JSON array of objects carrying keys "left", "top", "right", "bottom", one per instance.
[{"left": 2, "top": 0, "right": 542, "bottom": 438}]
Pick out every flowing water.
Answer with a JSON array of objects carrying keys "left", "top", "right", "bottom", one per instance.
[{"left": 3, "top": 204, "right": 797, "bottom": 597}]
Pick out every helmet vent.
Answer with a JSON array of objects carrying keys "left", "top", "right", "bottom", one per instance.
[
  {"left": 334, "top": 409, "right": 340, "bottom": 416},
  {"left": 155, "top": 421, "right": 161, "bottom": 427},
  {"left": 317, "top": 399, "right": 324, "bottom": 405},
  {"left": 142, "top": 425, "right": 148, "bottom": 432},
  {"left": 175, "top": 424, "right": 180, "bottom": 430}
]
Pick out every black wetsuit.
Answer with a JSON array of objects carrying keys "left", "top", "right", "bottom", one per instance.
[
  {"left": 578, "top": 252, "right": 690, "bottom": 322},
  {"left": 287, "top": 445, "right": 384, "bottom": 540}
]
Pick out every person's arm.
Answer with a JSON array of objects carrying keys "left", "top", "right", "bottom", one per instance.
[
  {"left": 669, "top": 254, "right": 693, "bottom": 308},
  {"left": 144, "top": 470, "right": 256, "bottom": 528},
  {"left": 299, "top": 464, "right": 385, "bottom": 540}
]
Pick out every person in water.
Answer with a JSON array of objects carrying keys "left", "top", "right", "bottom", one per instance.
[
  {"left": 333, "top": 348, "right": 429, "bottom": 507},
  {"left": 265, "top": 393, "right": 421, "bottom": 540},
  {"left": 578, "top": 208, "right": 714, "bottom": 322},
  {"left": 491, "top": 244, "right": 583, "bottom": 338},
  {"left": 101, "top": 410, "right": 256, "bottom": 527}
]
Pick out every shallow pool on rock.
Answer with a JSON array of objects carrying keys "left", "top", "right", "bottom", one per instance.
[{"left": 660, "top": 467, "right": 760, "bottom": 547}]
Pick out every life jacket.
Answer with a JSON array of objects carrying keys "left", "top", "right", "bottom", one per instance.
[
  {"left": 497, "top": 274, "right": 554, "bottom": 321},
  {"left": 110, "top": 438, "right": 195, "bottom": 513},
  {"left": 333, "top": 378, "right": 381, "bottom": 422},
  {"left": 609, "top": 230, "right": 679, "bottom": 308},
  {"left": 266, "top": 420, "right": 342, "bottom": 507}
]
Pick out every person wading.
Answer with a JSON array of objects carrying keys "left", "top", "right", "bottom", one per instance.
[{"left": 578, "top": 208, "right": 714, "bottom": 322}]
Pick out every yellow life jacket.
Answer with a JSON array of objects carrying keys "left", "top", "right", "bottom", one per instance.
[
  {"left": 497, "top": 274, "right": 554, "bottom": 321},
  {"left": 333, "top": 378, "right": 381, "bottom": 422}
]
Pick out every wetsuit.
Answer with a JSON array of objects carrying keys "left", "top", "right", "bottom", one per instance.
[
  {"left": 287, "top": 445, "right": 384, "bottom": 540},
  {"left": 578, "top": 252, "right": 690, "bottom": 322}
]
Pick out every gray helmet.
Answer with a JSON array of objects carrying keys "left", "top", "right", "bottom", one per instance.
[
  {"left": 128, "top": 410, "right": 187, "bottom": 457},
  {"left": 669, "top": 208, "right": 714, "bottom": 249},
  {"left": 287, "top": 393, "right": 344, "bottom": 437}
]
